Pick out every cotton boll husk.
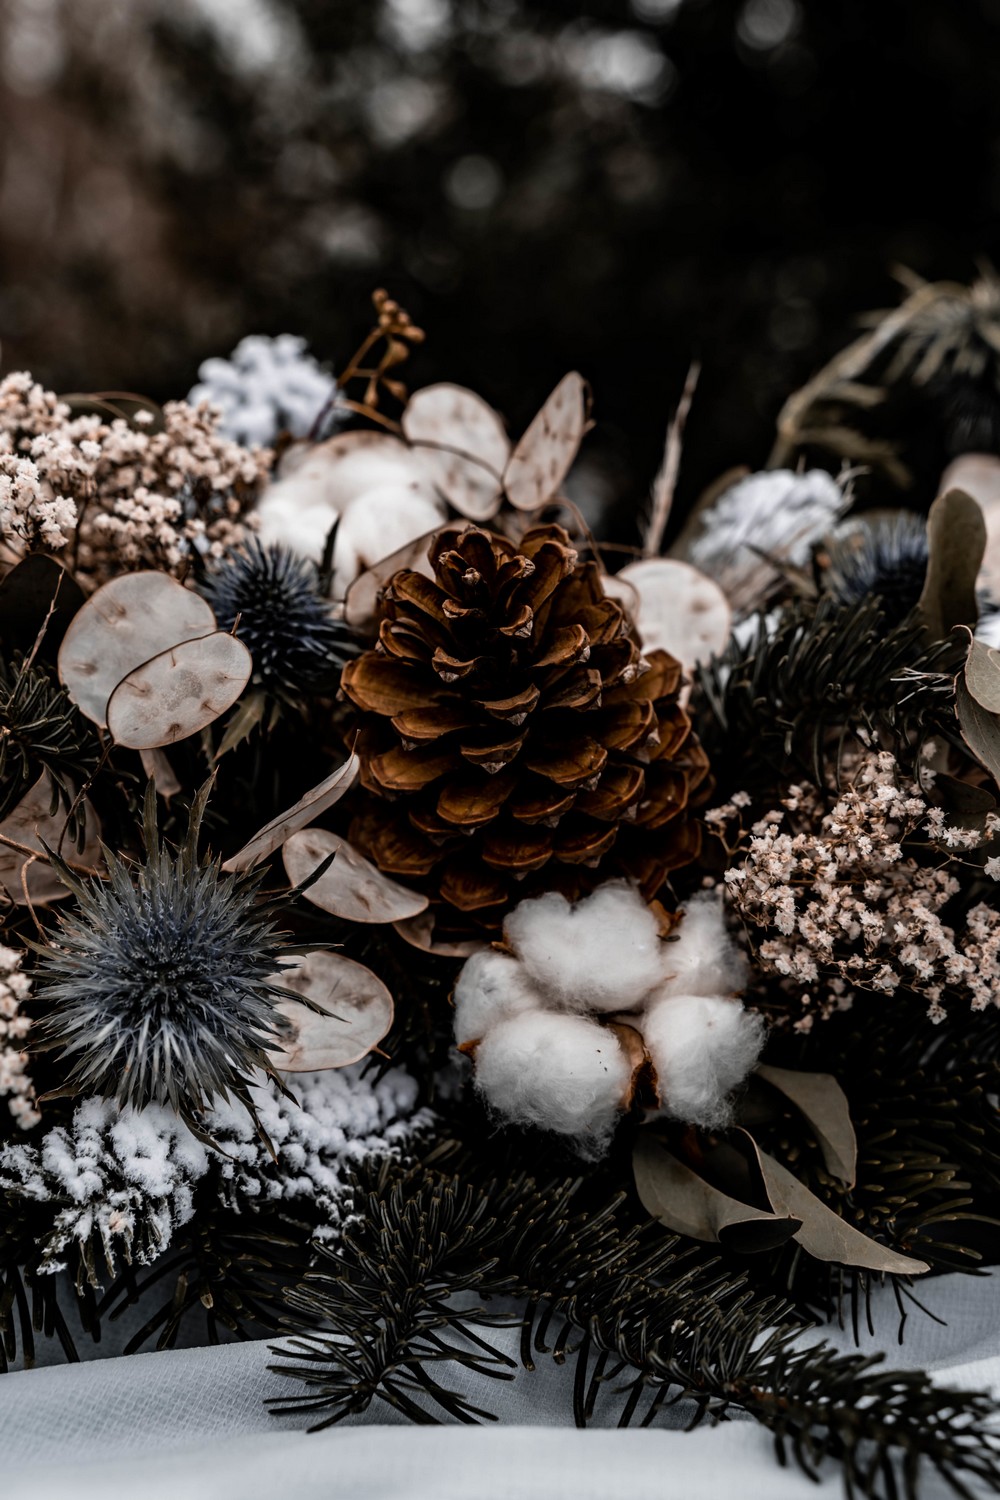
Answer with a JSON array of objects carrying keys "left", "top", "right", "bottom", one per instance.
[
  {"left": 452, "top": 948, "right": 542, "bottom": 1046},
  {"left": 641, "top": 992, "right": 765, "bottom": 1129},
  {"left": 473, "top": 1010, "right": 631, "bottom": 1154},
  {"left": 503, "top": 883, "right": 667, "bottom": 1014},
  {"left": 661, "top": 889, "right": 748, "bottom": 1001}
]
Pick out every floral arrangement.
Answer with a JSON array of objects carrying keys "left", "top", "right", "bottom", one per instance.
[{"left": 3, "top": 278, "right": 1000, "bottom": 1497}]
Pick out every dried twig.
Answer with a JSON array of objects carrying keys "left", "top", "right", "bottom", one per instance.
[{"left": 643, "top": 361, "right": 700, "bottom": 558}]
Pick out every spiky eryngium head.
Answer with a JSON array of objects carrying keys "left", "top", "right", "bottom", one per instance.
[
  {"left": 31, "top": 787, "right": 291, "bottom": 1128},
  {"left": 824, "top": 513, "right": 928, "bottom": 626},
  {"left": 200, "top": 539, "right": 357, "bottom": 700}
]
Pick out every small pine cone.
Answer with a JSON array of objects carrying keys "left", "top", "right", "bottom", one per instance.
[{"left": 341, "top": 524, "right": 710, "bottom": 935}]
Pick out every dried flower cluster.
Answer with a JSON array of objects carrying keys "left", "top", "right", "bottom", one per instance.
[
  {"left": 715, "top": 751, "right": 1000, "bottom": 1027},
  {"left": 0, "top": 372, "right": 270, "bottom": 583},
  {"left": 0, "top": 943, "right": 39, "bottom": 1130}
]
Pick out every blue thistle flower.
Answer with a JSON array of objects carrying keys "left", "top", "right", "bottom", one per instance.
[
  {"left": 824, "top": 513, "right": 929, "bottom": 626},
  {"left": 32, "top": 785, "right": 292, "bottom": 1130},
  {"left": 200, "top": 539, "right": 357, "bottom": 701}
]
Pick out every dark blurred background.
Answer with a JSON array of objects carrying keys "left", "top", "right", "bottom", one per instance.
[{"left": 1, "top": 0, "right": 999, "bottom": 531}]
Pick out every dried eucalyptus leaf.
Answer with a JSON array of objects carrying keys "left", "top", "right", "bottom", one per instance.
[
  {"left": 283, "top": 827, "right": 428, "bottom": 923},
  {"left": 941, "top": 452, "right": 1000, "bottom": 599},
  {"left": 0, "top": 776, "right": 102, "bottom": 905},
  {"left": 403, "top": 383, "right": 509, "bottom": 520},
  {"left": 617, "top": 557, "right": 732, "bottom": 671},
  {"left": 756, "top": 1063, "right": 857, "bottom": 1187},
  {"left": 965, "top": 635, "right": 1000, "bottom": 713},
  {"left": 268, "top": 951, "right": 393, "bottom": 1072},
  {"left": 956, "top": 675, "right": 1000, "bottom": 789},
  {"left": 504, "top": 372, "right": 587, "bottom": 512},
  {"left": 633, "top": 1132, "right": 800, "bottom": 1253},
  {"left": 392, "top": 912, "right": 486, "bottom": 958},
  {"left": 740, "top": 1133, "right": 929, "bottom": 1274},
  {"left": 917, "top": 489, "right": 986, "bottom": 641},
  {"left": 106, "top": 631, "right": 252, "bottom": 750},
  {"left": 58, "top": 572, "right": 216, "bottom": 726},
  {"left": 222, "top": 754, "right": 360, "bottom": 873},
  {"left": 0, "top": 554, "right": 85, "bottom": 659}
]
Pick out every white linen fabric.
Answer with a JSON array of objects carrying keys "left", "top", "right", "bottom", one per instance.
[{"left": 1, "top": 1270, "right": 998, "bottom": 1500}]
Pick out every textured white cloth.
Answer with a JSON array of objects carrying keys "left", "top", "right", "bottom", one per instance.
[{"left": 2, "top": 1270, "right": 998, "bottom": 1499}]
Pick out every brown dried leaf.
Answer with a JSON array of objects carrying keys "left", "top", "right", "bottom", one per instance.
[
  {"left": 616, "top": 558, "right": 732, "bottom": 671},
  {"left": 283, "top": 827, "right": 428, "bottom": 923},
  {"left": 605, "top": 1021, "right": 653, "bottom": 1108},
  {"left": 756, "top": 1063, "right": 858, "bottom": 1187},
  {"left": 0, "top": 777, "right": 102, "bottom": 905},
  {"left": 58, "top": 572, "right": 216, "bottom": 726},
  {"left": 106, "top": 631, "right": 252, "bottom": 750},
  {"left": 268, "top": 951, "right": 393, "bottom": 1071},
  {"left": 917, "top": 489, "right": 986, "bottom": 641},
  {"left": 402, "top": 383, "right": 510, "bottom": 520},
  {"left": 504, "top": 372, "right": 588, "bottom": 512},
  {"left": 633, "top": 1132, "right": 800, "bottom": 1253},
  {"left": 222, "top": 754, "right": 360, "bottom": 873},
  {"left": 740, "top": 1133, "right": 929, "bottom": 1274}
]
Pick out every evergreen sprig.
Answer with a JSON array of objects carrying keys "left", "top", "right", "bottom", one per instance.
[
  {"left": 695, "top": 596, "right": 959, "bottom": 789},
  {"left": 0, "top": 652, "right": 100, "bottom": 827},
  {"left": 269, "top": 1155, "right": 1000, "bottom": 1499}
]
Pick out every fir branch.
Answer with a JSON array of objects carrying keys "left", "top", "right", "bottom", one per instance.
[
  {"left": 269, "top": 1157, "right": 1000, "bottom": 1498},
  {"left": 695, "top": 596, "right": 960, "bottom": 789},
  {"left": 0, "top": 653, "right": 100, "bottom": 831}
]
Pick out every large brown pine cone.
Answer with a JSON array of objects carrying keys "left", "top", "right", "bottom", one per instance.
[{"left": 340, "top": 524, "right": 710, "bottom": 936}]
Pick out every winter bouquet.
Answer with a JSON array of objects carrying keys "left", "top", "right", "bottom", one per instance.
[{"left": 2, "top": 279, "right": 1000, "bottom": 1498}]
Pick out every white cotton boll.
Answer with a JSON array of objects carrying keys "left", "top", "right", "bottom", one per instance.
[
  {"left": 473, "top": 1009, "right": 631, "bottom": 1154},
  {"left": 330, "top": 484, "right": 446, "bottom": 600},
  {"left": 255, "top": 470, "right": 340, "bottom": 564},
  {"left": 503, "top": 882, "right": 668, "bottom": 1014},
  {"left": 254, "top": 439, "right": 445, "bottom": 589},
  {"left": 660, "top": 889, "right": 748, "bottom": 1001},
  {"left": 642, "top": 992, "right": 765, "bottom": 1128},
  {"left": 452, "top": 948, "right": 543, "bottom": 1046}
]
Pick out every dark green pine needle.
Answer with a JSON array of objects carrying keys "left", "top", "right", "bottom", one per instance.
[{"left": 0, "top": 653, "right": 100, "bottom": 825}]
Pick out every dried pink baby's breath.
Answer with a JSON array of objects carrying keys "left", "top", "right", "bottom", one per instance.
[
  {"left": 0, "top": 373, "right": 270, "bottom": 582},
  {"left": 714, "top": 751, "right": 1000, "bottom": 1024}
]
